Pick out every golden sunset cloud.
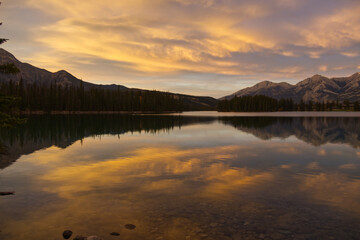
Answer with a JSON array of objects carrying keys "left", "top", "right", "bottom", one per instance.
[{"left": 2, "top": 0, "right": 360, "bottom": 96}]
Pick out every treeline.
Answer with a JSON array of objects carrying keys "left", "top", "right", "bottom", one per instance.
[
  {"left": 0, "top": 79, "right": 187, "bottom": 112},
  {"left": 0, "top": 114, "right": 216, "bottom": 148},
  {"left": 218, "top": 95, "right": 360, "bottom": 112}
]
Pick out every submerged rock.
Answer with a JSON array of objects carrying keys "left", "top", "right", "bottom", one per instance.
[
  {"left": 124, "top": 224, "right": 136, "bottom": 230},
  {"left": 0, "top": 192, "right": 15, "bottom": 196},
  {"left": 62, "top": 230, "right": 73, "bottom": 239},
  {"left": 110, "top": 232, "right": 120, "bottom": 236}
]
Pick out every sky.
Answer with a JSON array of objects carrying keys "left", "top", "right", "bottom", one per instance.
[{"left": 1, "top": 0, "right": 360, "bottom": 98}]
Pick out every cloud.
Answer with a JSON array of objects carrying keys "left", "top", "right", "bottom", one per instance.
[
  {"left": 31, "top": 3, "right": 273, "bottom": 75},
  {"left": 341, "top": 52, "right": 358, "bottom": 57},
  {"left": 298, "top": 4, "right": 360, "bottom": 49},
  {"left": 2, "top": 0, "right": 360, "bottom": 96},
  {"left": 319, "top": 65, "right": 328, "bottom": 72}
]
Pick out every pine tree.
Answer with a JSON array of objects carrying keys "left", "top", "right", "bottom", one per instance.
[
  {"left": 0, "top": 2, "right": 24, "bottom": 127},
  {"left": 0, "top": 3, "right": 7, "bottom": 45}
]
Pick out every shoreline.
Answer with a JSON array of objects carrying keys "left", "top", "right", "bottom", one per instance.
[
  {"left": 12, "top": 110, "right": 360, "bottom": 117},
  {"left": 17, "top": 110, "right": 182, "bottom": 115},
  {"left": 171, "top": 111, "right": 360, "bottom": 117}
]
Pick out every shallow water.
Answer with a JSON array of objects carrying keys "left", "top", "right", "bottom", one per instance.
[{"left": 0, "top": 113, "right": 360, "bottom": 240}]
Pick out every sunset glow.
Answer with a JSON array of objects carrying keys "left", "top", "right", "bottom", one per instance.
[{"left": 2, "top": 0, "right": 360, "bottom": 96}]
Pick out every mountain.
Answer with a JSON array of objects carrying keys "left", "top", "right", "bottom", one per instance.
[
  {"left": 0, "top": 48, "right": 128, "bottom": 90},
  {"left": 0, "top": 48, "right": 217, "bottom": 109},
  {"left": 223, "top": 73, "right": 360, "bottom": 103}
]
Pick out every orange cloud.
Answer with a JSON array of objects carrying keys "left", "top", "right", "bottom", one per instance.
[
  {"left": 36, "top": 144, "right": 255, "bottom": 198},
  {"left": 17, "top": 0, "right": 277, "bottom": 77},
  {"left": 3, "top": 0, "right": 360, "bottom": 96},
  {"left": 299, "top": 5, "right": 360, "bottom": 49}
]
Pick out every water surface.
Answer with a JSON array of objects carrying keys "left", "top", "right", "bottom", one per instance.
[{"left": 0, "top": 113, "right": 360, "bottom": 240}]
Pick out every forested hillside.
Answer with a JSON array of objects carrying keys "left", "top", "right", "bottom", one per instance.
[
  {"left": 218, "top": 95, "right": 360, "bottom": 112},
  {"left": 0, "top": 48, "right": 217, "bottom": 112},
  {"left": 0, "top": 79, "right": 189, "bottom": 112}
]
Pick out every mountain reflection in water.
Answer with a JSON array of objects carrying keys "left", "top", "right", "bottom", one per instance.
[
  {"left": 0, "top": 114, "right": 359, "bottom": 240},
  {"left": 1, "top": 115, "right": 360, "bottom": 169}
]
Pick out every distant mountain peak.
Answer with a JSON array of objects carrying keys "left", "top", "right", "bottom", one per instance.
[
  {"left": 305, "top": 74, "right": 329, "bottom": 82},
  {"left": 0, "top": 48, "right": 20, "bottom": 63},
  {"left": 0, "top": 48, "right": 13, "bottom": 56},
  {"left": 55, "top": 70, "right": 68, "bottom": 74},
  {"left": 223, "top": 72, "right": 360, "bottom": 103},
  {"left": 54, "top": 70, "right": 77, "bottom": 79},
  {"left": 254, "top": 80, "right": 272, "bottom": 87},
  {"left": 252, "top": 80, "right": 275, "bottom": 86},
  {"left": 311, "top": 74, "right": 326, "bottom": 78},
  {"left": 0, "top": 48, "right": 128, "bottom": 91}
]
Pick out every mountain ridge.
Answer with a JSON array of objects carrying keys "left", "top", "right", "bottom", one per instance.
[
  {"left": 0, "top": 48, "right": 217, "bottom": 109},
  {"left": 3, "top": 47, "right": 360, "bottom": 105},
  {"left": 0, "top": 48, "right": 128, "bottom": 90},
  {"left": 223, "top": 72, "right": 360, "bottom": 103}
]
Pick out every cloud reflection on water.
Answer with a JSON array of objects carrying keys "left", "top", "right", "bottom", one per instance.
[{"left": 1, "top": 115, "right": 360, "bottom": 239}]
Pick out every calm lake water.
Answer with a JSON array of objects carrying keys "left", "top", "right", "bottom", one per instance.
[{"left": 1, "top": 112, "right": 360, "bottom": 240}]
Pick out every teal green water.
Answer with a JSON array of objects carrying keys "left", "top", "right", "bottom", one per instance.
[{"left": 0, "top": 113, "right": 360, "bottom": 240}]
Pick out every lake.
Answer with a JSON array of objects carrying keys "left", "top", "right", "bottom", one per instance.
[{"left": 1, "top": 112, "right": 360, "bottom": 240}]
